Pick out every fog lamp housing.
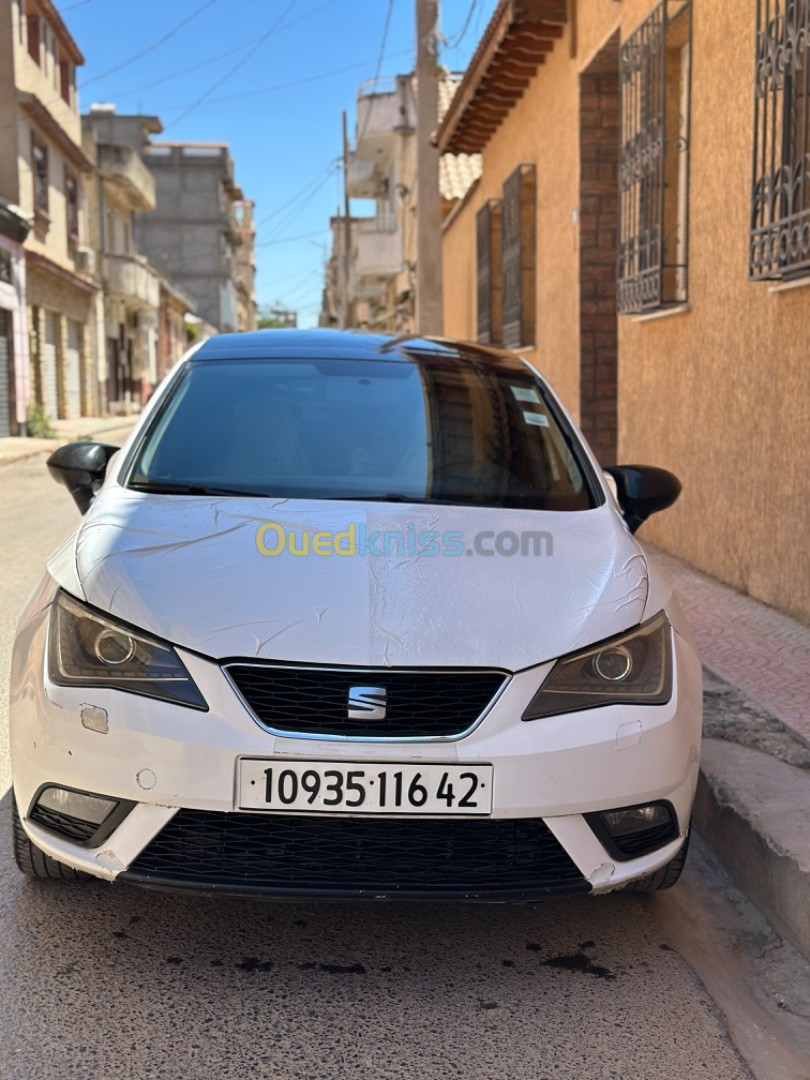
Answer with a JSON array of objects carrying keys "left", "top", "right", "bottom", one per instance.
[
  {"left": 585, "top": 801, "right": 679, "bottom": 861},
  {"left": 28, "top": 785, "right": 135, "bottom": 848}
]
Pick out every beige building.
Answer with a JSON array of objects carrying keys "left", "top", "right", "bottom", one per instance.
[
  {"left": 0, "top": 0, "right": 99, "bottom": 423},
  {"left": 82, "top": 108, "right": 162, "bottom": 412},
  {"left": 327, "top": 73, "right": 480, "bottom": 333},
  {"left": 439, "top": 0, "right": 810, "bottom": 623},
  {"left": 234, "top": 197, "right": 257, "bottom": 331}
]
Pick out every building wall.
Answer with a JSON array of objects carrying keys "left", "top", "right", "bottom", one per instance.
[
  {"left": 135, "top": 145, "right": 242, "bottom": 332},
  {"left": 442, "top": 0, "right": 810, "bottom": 621}
]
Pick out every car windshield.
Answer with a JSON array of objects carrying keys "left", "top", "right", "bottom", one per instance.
[{"left": 127, "top": 354, "right": 596, "bottom": 511}]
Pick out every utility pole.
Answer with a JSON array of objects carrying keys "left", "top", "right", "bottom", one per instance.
[
  {"left": 415, "top": 0, "right": 443, "bottom": 336},
  {"left": 341, "top": 109, "right": 353, "bottom": 330}
]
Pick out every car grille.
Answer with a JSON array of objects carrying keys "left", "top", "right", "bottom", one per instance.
[
  {"left": 122, "top": 811, "right": 589, "bottom": 899},
  {"left": 225, "top": 664, "right": 508, "bottom": 739},
  {"left": 29, "top": 804, "right": 98, "bottom": 844}
]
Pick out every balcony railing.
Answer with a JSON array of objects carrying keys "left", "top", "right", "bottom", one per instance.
[
  {"left": 103, "top": 252, "right": 160, "bottom": 309},
  {"left": 97, "top": 144, "right": 155, "bottom": 211},
  {"left": 354, "top": 212, "right": 402, "bottom": 279}
]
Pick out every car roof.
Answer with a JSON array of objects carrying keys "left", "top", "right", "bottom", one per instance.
[{"left": 191, "top": 328, "right": 525, "bottom": 368}]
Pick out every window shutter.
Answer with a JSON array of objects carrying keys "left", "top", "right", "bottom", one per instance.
[
  {"left": 476, "top": 199, "right": 502, "bottom": 344},
  {"left": 501, "top": 164, "right": 536, "bottom": 349}
]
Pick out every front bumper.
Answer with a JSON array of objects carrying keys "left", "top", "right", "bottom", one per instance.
[{"left": 10, "top": 602, "right": 702, "bottom": 898}]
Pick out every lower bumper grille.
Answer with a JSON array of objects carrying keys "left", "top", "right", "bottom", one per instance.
[{"left": 122, "top": 811, "right": 589, "bottom": 900}]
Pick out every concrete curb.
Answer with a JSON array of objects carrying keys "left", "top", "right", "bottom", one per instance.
[
  {"left": 0, "top": 420, "right": 137, "bottom": 468},
  {"left": 694, "top": 737, "right": 810, "bottom": 962}
]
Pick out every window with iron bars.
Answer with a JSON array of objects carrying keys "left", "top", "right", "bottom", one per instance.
[
  {"left": 617, "top": 1, "right": 692, "bottom": 314},
  {"left": 476, "top": 199, "right": 503, "bottom": 345},
  {"left": 751, "top": 0, "right": 810, "bottom": 280}
]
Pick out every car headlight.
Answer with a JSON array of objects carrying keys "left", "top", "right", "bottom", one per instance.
[
  {"left": 522, "top": 611, "right": 672, "bottom": 720},
  {"left": 48, "top": 590, "right": 207, "bottom": 710}
]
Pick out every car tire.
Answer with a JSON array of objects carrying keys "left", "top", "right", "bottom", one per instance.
[
  {"left": 11, "top": 798, "right": 93, "bottom": 882},
  {"left": 621, "top": 831, "right": 690, "bottom": 893}
]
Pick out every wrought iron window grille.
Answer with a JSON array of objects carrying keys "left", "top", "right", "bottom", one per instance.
[
  {"left": 751, "top": 0, "right": 810, "bottom": 281},
  {"left": 618, "top": 1, "right": 692, "bottom": 314}
]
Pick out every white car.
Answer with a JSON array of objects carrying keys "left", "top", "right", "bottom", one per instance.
[{"left": 10, "top": 330, "right": 702, "bottom": 900}]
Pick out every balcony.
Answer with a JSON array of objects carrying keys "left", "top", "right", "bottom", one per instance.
[
  {"left": 103, "top": 253, "right": 160, "bottom": 310},
  {"left": 97, "top": 144, "right": 155, "bottom": 211},
  {"left": 346, "top": 153, "right": 388, "bottom": 200},
  {"left": 354, "top": 76, "right": 415, "bottom": 160},
  {"left": 354, "top": 211, "right": 402, "bottom": 281}
]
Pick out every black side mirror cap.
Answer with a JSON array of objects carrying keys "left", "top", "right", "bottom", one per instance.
[
  {"left": 46, "top": 442, "right": 120, "bottom": 514},
  {"left": 604, "top": 465, "right": 682, "bottom": 533}
]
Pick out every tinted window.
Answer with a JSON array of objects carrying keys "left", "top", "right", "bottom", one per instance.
[{"left": 128, "top": 356, "right": 596, "bottom": 511}]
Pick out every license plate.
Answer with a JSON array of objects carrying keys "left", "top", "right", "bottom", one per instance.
[{"left": 238, "top": 760, "right": 494, "bottom": 816}]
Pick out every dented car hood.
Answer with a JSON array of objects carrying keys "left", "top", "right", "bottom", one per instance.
[{"left": 63, "top": 489, "right": 649, "bottom": 670}]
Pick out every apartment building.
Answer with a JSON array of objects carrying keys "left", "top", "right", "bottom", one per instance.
[
  {"left": 326, "top": 73, "right": 480, "bottom": 333},
  {"left": 0, "top": 0, "right": 99, "bottom": 426},
  {"left": 134, "top": 140, "right": 255, "bottom": 333},
  {"left": 439, "top": 0, "right": 810, "bottom": 622}
]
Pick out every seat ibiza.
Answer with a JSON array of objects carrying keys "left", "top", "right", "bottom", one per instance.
[{"left": 10, "top": 330, "right": 701, "bottom": 900}]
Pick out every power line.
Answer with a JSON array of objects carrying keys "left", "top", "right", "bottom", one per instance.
[
  {"left": 255, "top": 228, "right": 330, "bottom": 249},
  {"left": 264, "top": 166, "right": 340, "bottom": 240},
  {"left": 105, "top": 0, "right": 341, "bottom": 103},
  {"left": 79, "top": 0, "right": 222, "bottom": 89},
  {"left": 441, "top": 0, "right": 481, "bottom": 52},
  {"left": 356, "top": 0, "right": 395, "bottom": 146},
  {"left": 256, "top": 158, "right": 339, "bottom": 230},
  {"left": 163, "top": 0, "right": 299, "bottom": 131},
  {"left": 156, "top": 50, "right": 412, "bottom": 113}
]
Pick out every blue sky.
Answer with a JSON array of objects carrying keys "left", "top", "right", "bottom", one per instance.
[{"left": 58, "top": 0, "right": 497, "bottom": 326}]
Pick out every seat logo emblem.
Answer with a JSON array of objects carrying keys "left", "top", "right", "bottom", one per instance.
[{"left": 347, "top": 686, "right": 387, "bottom": 721}]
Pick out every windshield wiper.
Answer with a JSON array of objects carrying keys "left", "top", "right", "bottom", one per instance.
[{"left": 128, "top": 480, "right": 271, "bottom": 498}]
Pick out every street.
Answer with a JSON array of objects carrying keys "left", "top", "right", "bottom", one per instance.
[{"left": 0, "top": 447, "right": 803, "bottom": 1080}]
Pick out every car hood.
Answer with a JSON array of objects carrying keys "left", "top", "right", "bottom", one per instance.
[{"left": 64, "top": 489, "right": 648, "bottom": 670}]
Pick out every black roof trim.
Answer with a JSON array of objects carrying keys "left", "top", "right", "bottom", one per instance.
[{"left": 192, "top": 329, "right": 522, "bottom": 365}]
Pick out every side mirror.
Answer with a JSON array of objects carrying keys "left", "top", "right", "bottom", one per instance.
[
  {"left": 46, "top": 442, "right": 120, "bottom": 514},
  {"left": 604, "top": 465, "right": 681, "bottom": 534}
]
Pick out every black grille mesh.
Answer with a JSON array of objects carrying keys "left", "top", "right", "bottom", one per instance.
[
  {"left": 124, "top": 811, "right": 587, "bottom": 897},
  {"left": 29, "top": 804, "right": 98, "bottom": 844},
  {"left": 226, "top": 665, "right": 507, "bottom": 738}
]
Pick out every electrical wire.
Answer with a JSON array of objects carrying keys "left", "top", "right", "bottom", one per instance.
[
  {"left": 255, "top": 228, "right": 330, "bottom": 249},
  {"left": 156, "top": 50, "right": 412, "bottom": 114},
  {"left": 163, "top": 0, "right": 299, "bottom": 131},
  {"left": 441, "top": 0, "right": 481, "bottom": 52},
  {"left": 264, "top": 166, "right": 340, "bottom": 240},
  {"left": 356, "top": 0, "right": 395, "bottom": 147},
  {"left": 79, "top": 0, "right": 222, "bottom": 89},
  {"left": 256, "top": 158, "right": 339, "bottom": 230},
  {"left": 105, "top": 0, "right": 341, "bottom": 103}
]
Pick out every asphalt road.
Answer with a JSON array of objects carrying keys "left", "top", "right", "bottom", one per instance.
[{"left": 0, "top": 448, "right": 758, "bottom": 1080}]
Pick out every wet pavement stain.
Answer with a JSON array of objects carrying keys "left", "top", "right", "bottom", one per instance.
[
  {"left": 166, "top": 957, "right": 183, "bottom": 965},
  {"left": 112, "top": 931, "right": 128, "bottom": 940},
  {"left": 236, "top": 957, "right": 274, "bottom": 972},
  {"left": 542, "top": 952, "right": 616, "bottom": 980},
  {"left": 478, "top": 1001, "right": 499, "bottom": 1010},
  {"left": 525, "top": 943, "right": 542, "bottom": 952},
  {"left": 297, "top": 962, "right": 317, "bottom": 971},
  {"left": 502, "top": 959, "right": 514, "bottom": 967},
  {"left": 319, "top": 963, "right": 366, "bottom": 975}
]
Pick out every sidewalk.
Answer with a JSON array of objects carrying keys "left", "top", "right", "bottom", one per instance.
[
  {"left": 0, "top": 415, "right": 138, "bottom": 467},
  {"left": 647, "top": 544, "right": 810, "bottom": 960}
]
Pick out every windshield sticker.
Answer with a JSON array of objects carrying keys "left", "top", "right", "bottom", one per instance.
[
  {"left": 522, "top": 411, "right": 549, "bottom": 427},
  {"left": 510, "top": 385, "right": 542, "bottom": 404}
]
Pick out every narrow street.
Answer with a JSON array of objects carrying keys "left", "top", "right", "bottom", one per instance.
[{"left": 2, "top": 446, "right": 808, "bottom": 1080}]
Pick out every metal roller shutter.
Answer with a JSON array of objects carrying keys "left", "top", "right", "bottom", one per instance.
[
  {"left": 42, "top": 312, "right": 59, "bottom": 419},
  {"left": 64, "top": 320, "right": 81, "bottom": 418},
  {"left": 0, "top": 309, "right": 11, "bottom": 437},
  {"left": 42, "top": 311, "right": 59, "bottom": 419}
]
